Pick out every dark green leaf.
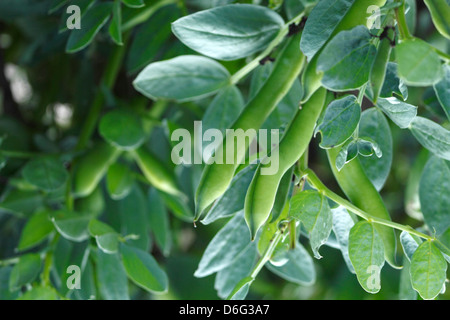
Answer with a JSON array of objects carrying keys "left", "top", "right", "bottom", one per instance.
[
  {"left": 18, "top": 211, "right": 54, "bottom": 251},
  {"left": 376, "top": 97, "right": 417, "bottom": 129},
  {"left": 195, "top": 212, "right": 252, "bottom": 277},
  {"left": 0, "top": 190, "right": 43, "bottom": 217},
  {"left": 348, "top": 221, "right": 385, "bottom": 294},
  {"left": 410, "top": 117, "right": 450, "bottom": 161},
  {"left": 148, "top": 188, "right": 172, "bottom": 256},
  {"left": 51, "top": 210, "right": 92, "bottom": 242},
  {"left": 396, "top": 38, "right": 444, "bottom": 86},
  {"left": 300, "top": 0, "right": 355, "bottom": 61},
  {"left": 419, "top": 156, "right": 450, "bottom": 235},
  {"left": 66, "top": 3, "right": 113, "bottom": 53},
  {"left": 317, "top": 26, "right": 377, "bottom": 90},
  {"left": 22, "top": 157, "right": 68, "bottom": 192},
  {"left": 171, "top": 4, "right": 284, "bottom": 61},
  {"left": 315, "top": 95, "right": 361, "bottom": 149},
  {"left": 410, "top": 241, "right": 447, "bottom": 300},
  {"left": 88, "top": 219, "right": 120, "bottom": 254},
  {"left": 434, "top": 64, "right": 450, "bottom": 120},
  {"left": 106, "top": 162, "right": 134, "bottom": 200},
  {"left": 289, "top": 190, "right": 333, "bottom": 259},
  {"left": 9, "top": 254, "right": 42, "bottom": 291},
  {"left": 96, "top": 250, "right": 129, "bottom": 300},
  {"left": 133, "top": 55, "right": 231, "bottom": 102},
  {"left": 109, "top": 0, "right": 123, "bottom": 45},
  {"left": 99, "top": 109, "right": 145, "bottom": 150},
  {"left": 121, "top": 243, "right": 168, "bottom": 293}
]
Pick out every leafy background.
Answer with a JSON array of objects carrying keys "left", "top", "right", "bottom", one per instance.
[{"left": 0, "top": 0, "right": 449, "bottom": 300}]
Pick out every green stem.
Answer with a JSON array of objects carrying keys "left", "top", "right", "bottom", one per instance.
[
  {"left": 304, "top": 168, "right": 434, "bottom": 241},
  {"left": 434, "top": 47, "right": 450, "bottom": 63},
  {"left": 75, "top": 32, "right": 130, "bottom": 151},
  {"left": 121, "top": 0, "right": 175, "bottom": 31},
  {"left": 394, "top": 0, "right": 412, "bottom": 40},
  {"left": 250, "top": 230, "right": 284, "bottom": 279},
  {"left": 230, "top": 12, "right": 306, "bottom": 85},
  {"left": 41, "top": 233, "right": 60, "bottom": 287}
]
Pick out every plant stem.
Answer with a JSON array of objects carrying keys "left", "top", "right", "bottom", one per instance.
[
  {"left": 41, "top": 233, "right": 60, "bottom": 287},
  {"left": 121, "top": 0, "right": 175, "bottom": 31},
  {"left": 394, "top": 0, "right": 412, "bottom": 40},
  {"left": 304, "top": 168, "right": 434, "bottom": 241},
  {"left": 230, "top": 12, "right": 306, "bottom": 85},
  {"left": 75, "top": 32, "right": 130, "bottom": 151},
  {"left": 250, "top": 230, "right": 284, "bottom": 279}
]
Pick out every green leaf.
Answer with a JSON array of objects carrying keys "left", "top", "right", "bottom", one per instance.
[
  {"left": 410, "top": 116, "right": 450, "bottom": 161},
  {"left": 376, "top": 97, "right": 417, "bottom": 129},
  {"left": 66, "top": 3, "right": 113, "bottom": 53},
  {"left": 9, "top": 254, "right": 42, "bottom": 291},
  {"left": 434, "top": 64, "right": 450, "bottom": 120},
  {"left": 410, "top": 241, "right": 447, "bottom": 300},
  {"left": 335, "top": 139, "right": 358, "bottom": 171},
  {"left": 315, "top": 95, "right": 361, "bottom": 149},
  {"left": 22, "top": 157, "right": 68, "bottom": 192},
  {"left": 201, "top": 164, "right": 257, "bottom": 225},
  {"left": 171, "top": 4, "right": 284, "bottom": 61},
  {"left": 300, "top": 0, "right": 355, "bottom": 61},
  {"left": 317, "top": 26, "right": 377, "bottom": 91},
  {"left": 378, "top": 62, "right": 408, "bottom": 100},
  {"left": 18, "top": 211, "right": 54, "bottom": 251},
  {"left": 133, "top": 55, "right": 230, "bottom": 102},
  {"left": 0, "top": 267, "right": 19, "bottom": 300},
  {"left": 399, "top": 258, "right": 417, "bottom": 300},
  {"left": 48, "top": 0, "right": 70, "bottom": 13},
  {"left": 96, "top": 250, "right": 129, "bottom": 300},
  {"left": 396, "top": 38, "right": 444, "bottom": 86},
  {"left": 122, "top": 0, "right": 144, "bottom": 8},
  {"left": 348, "top": 221, "right": 385, "bottom": 294},
  {"left": 202, "top": 85, "right": 245, "bottom": 136},
  {"left": 399, "top": 231, "right": 422, "bottom": 261},
  {"left": 126, "top": 5, "right": 180, "bottom": 73},
  {"left": 289, "top": 190, "right": 333, "bottom": 259},
  {"left": 0, "top": 190, "right": 43, "bottom": 217},
  {"left": 266, "top": 241, "right": 316, "bottom": 285},
  {"left": 88, "top": 219, "right": 120, "bottom": 254},
  {"left": 17, "top": 286, "right": 60, "bottom": 300},
  {"left": 358, "top": 108, "right": 393, "bottom": 191},
  {"left": 159, "top": 190, "right": 194, "bottom": 222},
  {"left": 116, "top": 184, "right": 150, "bottom": 250},
  {"left": 194, "top": 212, "right": 252, "bottom": 277},
  {"left": 227, "top": 276, "right": 253, "bottom": 300},
  {"left": 106, "top": 162, "right": 134, "bottom": 200},
  {"left": 109, "top": 0, "right": 123, "bottom": 45},
  {"left": 51, "top": 210, "right": 92, "bottom": 242},
  {"left": 148, "top": 188, "right": 172, "bottom": 256},
  {"left": 424, "top": 0, "right": 450, "bottom": 39},
  {"left": 331, "top": 206, "right": 355, "bottom": 274},
  {"left": 99, "top": 109, "right": 145, "bottom": 150},
  {"left": 120, "top": 243, "right": 168, "bottom": 293},
  {"left": 214, "top": 243, "right": 257, "bottom": 299},
  {"left": 419, "top": 156, "right": 450, "bottom": 235}
]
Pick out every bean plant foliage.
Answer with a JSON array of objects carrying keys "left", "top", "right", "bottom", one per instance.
[{"left": 0, "top": 0, "right": 449, "bottom": 301}]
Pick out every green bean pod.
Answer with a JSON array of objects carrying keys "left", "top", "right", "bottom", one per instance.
[
  {"left": 195, "top": 32, "right": 306, "bottom": 220},
  {"left": 73, "top": 141, "right": 122, "bottom": 198},
  {"left": 245, "top": 87, "right": 327, "bottom": 240},
  {"left": 369, "top": 29, "right": 393, "bottom": 103},
  {"left": 326, "top": 147, "right": 401, "bottom": 269},
  {"left": 132, "top": 146, "right": 181, "bottom": 196}
]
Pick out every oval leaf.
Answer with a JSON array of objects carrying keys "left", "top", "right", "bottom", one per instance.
[
  {"left": 22, "top": 157, "right": 68, "bottom": 192},
  {"left": 419, "top": 156, "right": 450, "bottom": 235},
  {"left": 410, "top": 241, "right": 447, "bottom": 300},
  {"left": 316, "top": 95, "right": 361, "bottom": 149},
  {"left": 120, "top": 243, "right": 168, "bottom": 293},
  {"left": 396, "top": 38, "right": 443, "bottom": 86},
  {"left": 376, "top": 97, "right": 417, "bottom": 129},
  {"left": 410, "top": 116, "right": 450, "bottom": 161},
  {"left": 133, "top": 55, "right": 230, "bottom": 102},
  {"left": 171, "top": 4, "right": 284, "bottom": 61},
  {"left": 348, "top": 221, "right": 385, "bottom": 294}
]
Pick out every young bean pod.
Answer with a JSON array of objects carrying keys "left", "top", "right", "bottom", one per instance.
[
  {"left": 132, "top": 146, "right": 181, "bottom": 196},
  {"left": 195, "top": 31, "right": 306, "bottom": 220},
  {"left": 245, "top": 88, "right": 327, "bottom": 240},
  {"left": 73, "top": 141, "right": 122, "bottom": 198},
  {"left": 369, "top": 28, "right": 394, "bottom": 103},
  {"left": 326, "top": 147, "right": 400, "bottom": 269}
]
